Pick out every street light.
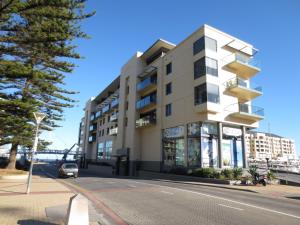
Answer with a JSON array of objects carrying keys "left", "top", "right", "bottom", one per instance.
[{"left": 26, "top": 112, "right": 46, "bottom": 194}]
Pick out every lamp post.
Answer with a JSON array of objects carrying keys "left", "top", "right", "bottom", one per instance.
[{"left": 26, "top": 112, "right": 46, "bottom": 194}]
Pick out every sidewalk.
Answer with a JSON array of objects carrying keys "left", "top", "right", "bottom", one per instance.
[
  {"left": 138, "top": 171, "right": 300, "bottom": 199},
  {"left": 0, "top": 171, "right": 102, "bottom": 225}
]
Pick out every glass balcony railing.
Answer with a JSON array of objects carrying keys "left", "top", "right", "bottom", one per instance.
[
  {"left": 89, "top": 124, "right": 97, "bottom": 132},
  {"left": 136, "top": 115, "right": 156, "bottom": 128},
  {"left": 90, "top": 114, "right": 95, "bottom": 121},
  {"left": 137, "top": 76, "right": 157, "bottom": 92},
  {"left": 238, "top": 103, "right": 264, "bottom": 117},
  {"left": 230, "top": 53, "right": 260, "bottom": 68},
  {"left": 111, "top": 98, "right": 119, "bottom": 108},
  {"left": 110, "top": 113, "right": 118, "bottom": 122},
  {"left": 102, "top": 105, "right": 110, "bottom": 113},
  {"left": 109, "top": 127, "right": 118, "bottom": 135},
  {"left": 88, "top": 135, "right": 96, "bottom": 142},
  {"left": 136, "top": 95, "right": 156, "bottom": 110},
  {"left": 95, "top": 110, "right": 102, "bottom": 118},
  {"left": 225, "top": 78, "right": 262, "bottom": 92}
]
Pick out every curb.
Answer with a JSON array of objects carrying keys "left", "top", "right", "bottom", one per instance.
[{"left": 0, "top": 174, "right": 28, "bottom": 180}]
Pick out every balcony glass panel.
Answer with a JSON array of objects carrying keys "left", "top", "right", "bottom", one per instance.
[
  {"left": 238, "top": 103, "right": 264, "bottom": 117},
  {"left": 95, "top": 111, "right": 101, "bottom": 118},
  {"left": 225, "top": 78, "right": 262, "bottom": 92},
  {"left": 235, "top": 53, "right": 260, "bottom": 68},
  {"left": 136, "top": 115, "right": 156, "bottom": 128},
  {"left": 137, "top": 76, "right": 157, "bottom": 91},
  {"left": 111, "top": 98, "right": 119, "bottom": 108},
  {"left": 136, "top": 94, "right": 156, "bottom": 109},
  {"left": 110, "top": 113, "right": 118, "bottom": 122},
  {"left": 102, "top": 105, "right": 110, "bottom": 113}
]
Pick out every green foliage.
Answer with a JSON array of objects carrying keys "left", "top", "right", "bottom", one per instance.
[
  {"left": 221, "top": 169, "right": 234, "bottom": 180},
  {"left": 267, "top": 170, "right": 276, "bottom": 181},
  {"left": 192, "top": 167, "right": 217, "bottom": 178},
  {"left": 0, "top": 0, "right": 94, "bottom": 168},
  {"left": 232, "top": 168, "right": 243, "bottom": 180},
  {"left": 248, "top": 165, "right": 258, "bottom": 179}
]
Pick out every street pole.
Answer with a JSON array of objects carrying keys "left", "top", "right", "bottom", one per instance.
[{"left": 26, "top": 112, "right": 46, "bottom": 194}]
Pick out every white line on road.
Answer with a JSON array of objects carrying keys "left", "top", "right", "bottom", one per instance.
[
  {"left": 218, "top": 204, "right": 244, "bottom": 211},
  {"left": 128, "top": 185, "right": 137, "bottom": 188},
  {"left": 130, "top": 180, "right": 300, "bottom": 220},
  {"left": 160, "top": 191, "right": 174, "bottom": 195}
]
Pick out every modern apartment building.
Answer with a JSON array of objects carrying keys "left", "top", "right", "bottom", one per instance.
[
  {"left": 246, "top": 132, "right": 297, "bottom": 161},
  {"left": 78, "top": 24, "right": 264, "bottom": 175}
]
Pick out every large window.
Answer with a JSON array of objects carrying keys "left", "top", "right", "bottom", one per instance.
[
  {"left": 193, "top": 36, "right": 217, "bottom": 55},
  {"left": 97, "top": 142, "right": 104, "bottom": 159},
  {"left": 194, "top": 57, "right": 218, "bottom": 79},
  {"left": 163, "top": 139, "right": 185, "bottom": 167},
  {"left": 105, "top": 140, "right": 113, "bottom": 159},
  {"left": 194, "top": 83, "right": 219, "bottom": 105},
  {"left": 188, "top": 138, "right": 201, "bottom": 167}
]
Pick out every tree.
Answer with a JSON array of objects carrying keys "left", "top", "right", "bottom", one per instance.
[{"left": 0, "top": 0, "right": 94, "bottom": 169}]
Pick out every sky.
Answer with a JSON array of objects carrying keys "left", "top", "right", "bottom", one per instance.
[{"left": 45, "top": 0, "right": 300, "bottom": 156}]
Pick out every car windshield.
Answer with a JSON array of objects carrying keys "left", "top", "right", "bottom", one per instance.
[{"left": 63, "top": 164, "right": 77, "bottom": 169}]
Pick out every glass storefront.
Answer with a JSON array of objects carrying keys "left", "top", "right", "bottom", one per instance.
[{"left": 163, "top": 126, "right": 185, "bottom": 168}]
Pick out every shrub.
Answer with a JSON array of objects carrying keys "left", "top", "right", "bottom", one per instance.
[
  {"left": 248, "top": 165, "right": 258, "bottom": 179},
  {"left": 192, "top": 167, "right": 216, "bottom": 178},
  {"left": 221, "top": 169, "right": 234, "bottom": 180},
  {"left": 232, "top": 168, "right": 243, "bottom": 180},
  {"left": 267, "top": 170, "right": 276, "bottom": 181}
]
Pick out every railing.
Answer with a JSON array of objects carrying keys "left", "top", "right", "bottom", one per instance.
[
  {"left": 224, "top": 53, "right": 260, "bottom": 68},
  {"left": 109, "top": 127, "right": 118, "bottom": 135},
  {"left": 88, "top": 135, "right": 96, "bottom": 142},
  {"left": 137, "top": 76, "right": 157, "bottom": 91},
  {"left": 89, "top": 125, "right": 97, "bottom": 132},
  {"left": 111, "top": 98, "right": 119, "bottom": 108},
  {"left": 225, "top": 78, "right": 262, "bottom": 92},
  {"left": 102, "top": 104, "right": 110, "bottom": 113},
  {"left": 136, "top": 95, "right": 156, "bottom": 109},
  {"left": 227, "top": 103, "right": 264, "bottom": 117},
  {"left": 110, "top": 113, "right": 118, "bottom": 122},
  {"left": 90, "top": 114, "right": 95, "bottom": 121},
  {"left": 136, "top": 115, "right": 156, "bottom": 128},
  {"left": 95, "top": 110, "right": 102, "bottom": 118}
]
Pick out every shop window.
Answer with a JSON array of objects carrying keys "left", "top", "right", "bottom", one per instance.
[
  {"left": 97, "top": 142, "right": 104, "bottom": 159},
  {"left": 105, "top": 140, "right": 113, "bottom": 159},
  {"left": 188, "top": 138, "right": 201, "bottom": 167}
]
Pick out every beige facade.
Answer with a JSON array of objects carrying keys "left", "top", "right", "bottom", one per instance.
[
  {"left": 78, "top": 24, "right": 264, "bottom": 174},
  {"left": 246, "top": 132, "right": 296, "bottom": 161}
]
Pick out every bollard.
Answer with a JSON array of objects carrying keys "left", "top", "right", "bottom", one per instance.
[{"left": 65, "top": 194, "right": 89, "bottom": 225}]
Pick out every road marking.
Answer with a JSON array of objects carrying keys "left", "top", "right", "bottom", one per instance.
[
  {"left": 218, "top": 204, "right": 244, "bottom": 211},
  {"left": 128, "top": 185, "right": 137, "bottom": 188},
  {"left": 130, "top": 180, "right": 300, "bottom": 220},
  {"left": 160, "top": 190, "right": 174, "bottom": 195},
  {"left": 107, "top": 181, "right": 116, "bottom": 184}
]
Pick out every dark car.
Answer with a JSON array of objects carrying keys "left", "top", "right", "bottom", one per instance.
[{"left": 58, "top": 163, "right": 78, "bottom": 178}]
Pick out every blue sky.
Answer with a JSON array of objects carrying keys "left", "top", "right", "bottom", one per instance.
[{"left": 47, "top": 0, "right": 300, "bottom": 155}]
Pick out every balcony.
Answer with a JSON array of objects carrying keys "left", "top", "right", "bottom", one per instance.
[
  {"left": 95, "top": 110, "right": 102, "bottom": 118},
  {"left": 110, "top": 113, "right": 118, "bottom": 122},
  {"left": 89, "top": 124, "right": 97, "bottom": 132},
  {"left": 88, "top": 135, "right": 96, "bottom": 143},
  {"left": 137, "top": 76, "right": 157, "bottom": 93},
  {"left": 136, "top": 115, "right": 156, "bottom": 128},
  {"left": 224, "top": 78, "right": 262, "bottom": 102},
  {"left": 224, "top": 53, "right": 260, "bottom": 79},
  {"left": 136, "top": 95, "right": 156, "bottom": 110},
  {"left": 111, "top": 98, "right": 119, "bottom": 108},
  {"left": 90, "top": 114, "right": 95, "bottom": 121},
  {"left": 102, "top": 104, "right": 110, "bottom": 114},
  {"left": 227, "top": 103, "right": 264, "bottom": 122},
  {"left": 109, "top": 127, "right": 118, "bottom": 136}
]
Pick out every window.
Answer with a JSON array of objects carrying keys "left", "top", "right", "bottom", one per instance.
[
  {"left": 166, "top": 82, "right": 172, "bottom": 95},
  {"left": 194, "top": 57, "right": 218, "bottom": 79},
  {"left": 193, "top": 36, "right": 217, "bottom": 55},
  {"left": 106, "top": 128, "right": 109, "bottom": 135},
  {"left": 166, "top": 63, "right": 172, "bottom": 75},
  {"left": 194, "top": 83, "right": 219, "bottom": 105},
  {"left": 193, "top": 37, "right": 205, "bottom": 55},
  {"left": 105, "top": 140, "right": 113, "bottom": 159},
  {"left": 97, "top": 142, "right": 104, "bottom": 159},
  {"left": 165, "top": 103, "right": 172, "bottom": 117}
]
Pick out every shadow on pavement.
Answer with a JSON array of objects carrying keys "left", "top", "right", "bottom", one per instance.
[
  {"left": 286, "top": 196, "right": 300, "bottom": 201},
  {"left": 17, "top": 220, "right": 59, "bottom": 225}
]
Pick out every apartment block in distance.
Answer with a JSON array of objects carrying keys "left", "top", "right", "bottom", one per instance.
[
  {"left": 246, "top": 132, "right": 297, "bottom": 161},
  {"left": 78, "top": 24, "right": 264, "bottom": 175}
]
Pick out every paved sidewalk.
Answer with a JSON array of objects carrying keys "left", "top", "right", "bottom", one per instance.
[{"left": 0, "top": 169, "right": 103, "bottom": 225}]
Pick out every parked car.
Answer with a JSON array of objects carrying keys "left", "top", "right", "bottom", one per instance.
[{"left": 58, "top": 163, "right": 78, "bottom": 178}]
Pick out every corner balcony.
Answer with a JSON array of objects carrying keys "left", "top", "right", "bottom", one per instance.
[
  {"left": 224, "top": 53, "right": 260, "bottom": 79},
  {"left": 224, "top": 78, "right": 262, "bottom": 102},
  {"left": 137, "top": 76, "right": 157, "bottom": 94},
  {"left": 226, "top": 103, "right": 264, "bottom": 122},
  {"left": 136, "top": 95, "right": 156, "bottom": 111},
  {"left": 95, "top": 110, "right": 102, "bottom": 119},
  {"left": 136, "top": 115, "right": 156, "bottom": 128},
  {"left": 102, "top": 104, "right": 110, "bottom": 114},
  {"left": 109, "top": 127, "right": 118, "bottom": 136}
]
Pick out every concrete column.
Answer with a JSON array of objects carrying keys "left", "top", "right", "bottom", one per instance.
[
  {"left": 217, "top": 122, "right": 223, "bottom": 169},
  {"left": 242, "top": 126, "right": 248, "bottom": 168}
]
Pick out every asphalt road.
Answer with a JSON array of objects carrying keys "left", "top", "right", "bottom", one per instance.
[{"left": 41, "top": 164, "right": 300, "bottom": 225}]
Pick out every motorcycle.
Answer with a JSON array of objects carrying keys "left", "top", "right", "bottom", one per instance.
[{"left": 252, "top": 172, "right": 267, "bottom": 186}]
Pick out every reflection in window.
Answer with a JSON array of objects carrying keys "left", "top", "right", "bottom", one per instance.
[
  {"left": 188, "top": 138, "right": 201, "bottom": 167},
  {"left": 105, "top": 140, "right": 113, "bottom": 159},
  {"left": 97, "top": 142, "right": 104, "bottom": 159},
  {"left": 194, "top": 57, "right": 218, "bottom": 79},
  {"left": 194, "top": 83, "right": 219, "bottom": 105}
]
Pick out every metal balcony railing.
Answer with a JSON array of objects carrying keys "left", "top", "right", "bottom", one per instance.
[{"left": 136, "top": 115, "right": 156, "bottom": 128}]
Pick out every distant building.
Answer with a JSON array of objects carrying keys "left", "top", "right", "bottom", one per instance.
[{"left": 246, "top": 132, "right": 297, "bottom": 161}]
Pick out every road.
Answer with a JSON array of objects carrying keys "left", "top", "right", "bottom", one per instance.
[{"left": 41, "top": 164, "right": 300, "bottom": 225}]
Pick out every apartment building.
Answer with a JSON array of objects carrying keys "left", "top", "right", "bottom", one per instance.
[
  {"left": 246, "top": 132, "right": 296, "bottom": 161},
  {"left": 78, "top": 24, "right": 264, "bottom": 175}
]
